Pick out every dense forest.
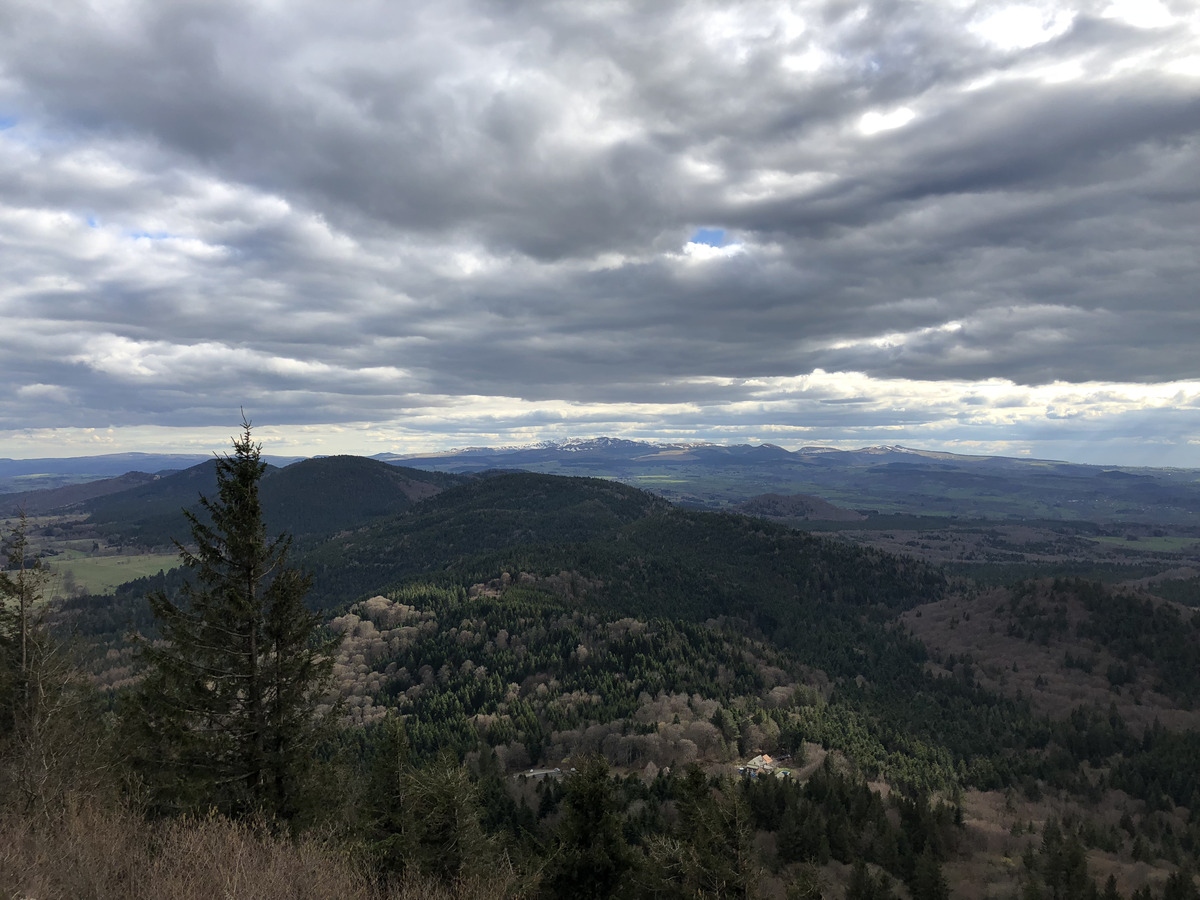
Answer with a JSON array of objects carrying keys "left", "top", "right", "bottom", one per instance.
[{"left": 2, "top": 442, "right": 1199, "bottom": 899}]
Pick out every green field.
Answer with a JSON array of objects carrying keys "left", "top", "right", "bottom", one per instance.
[{"left": 47, "top": 551, "right": 180, "bottom": 596}]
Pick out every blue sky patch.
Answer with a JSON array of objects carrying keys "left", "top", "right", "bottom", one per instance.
[{"left": 689, "top": 227, "right": 726, "bottom": 247}]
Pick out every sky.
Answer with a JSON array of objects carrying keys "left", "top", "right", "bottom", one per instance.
[{"left": 1, "top": 0, "right": 1198, "bottom": 466}]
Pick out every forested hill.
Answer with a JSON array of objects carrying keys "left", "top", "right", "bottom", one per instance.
[
  {"left": 67, "top": 469, "right": 945, "bottom": 667},
  {"left": 292, "top": 473, "right": 947, "bottom": 687},
  {"left": 69, "top": 470, "right": 954, "bottom": 775},
  {"left": 299, "top": 471, "right": 669, "bottom": 601},
  {"left": 83, "top": 455, "right": 467, "bottom": 546},
  {"left": 56, "top": 471, "right": 669, "bottom": 633},
  {"left": 260, "top": 456, "right": 466, "bottom": 537}
]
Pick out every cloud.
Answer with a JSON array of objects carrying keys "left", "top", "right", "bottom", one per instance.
[
  {"left": 858, "top": 106, "right": 916, "bottom": 135},
  {"left": 0, "top": 0, "right": 1197, "bottom": 465},
  {"left": 971, "top": 5, "right": 1076, "bottom": 51}
]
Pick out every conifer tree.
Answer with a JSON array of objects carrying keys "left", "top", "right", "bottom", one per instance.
[
  {"left": 639, "top": 765, "right": 758, "bottom": 899},
  {"left": 135, "top": 418, "right": 337, "bottom": 820},
  {"left": 395, "top": 748, "right": 497, "bottom": 885},
  {"left": 0, "top": 511, "right": 49, "bottom": 732},
  {"left": 1, "top": 511, "right": 111, "bottom": 812},
  {"left": 542, "top": 754, "right": 633, "bottom": 900},
  {"left": 0, "top": 511, "right": 53, "bottom": 802},
  {"left": 910, "top": 846, "right": 950, "bottom": 900},
  {"left": 1163, "top": 867, "right": 1199, "bottom": 900},
  {"left": 847, "top": 859, "right": 898, "bottom": 900}
]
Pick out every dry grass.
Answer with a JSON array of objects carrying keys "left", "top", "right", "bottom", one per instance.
[
  {"left": 0, "top": 803, "right": 372, "bottom": 900},
  {"left": 0, "top": 802, "right": 528, "bottom": 900}
]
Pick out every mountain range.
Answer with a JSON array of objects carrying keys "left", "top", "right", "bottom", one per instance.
[
  {"left": 7, "top": 438, "right": 1200, "bottom": 527},
  {"left": 387, "top": 438, "right": 1200, "bottom": 524}
]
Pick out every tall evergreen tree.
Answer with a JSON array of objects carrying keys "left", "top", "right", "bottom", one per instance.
[
  {"left": 1, "top": 511, "right": 112, "bottom": 812},
  {"left": 847, "top": 859, "right": 898, "bottom": 900},
  {"left": 910, "top": 847, "right": 951, "bottom": 900},
  {"left": 0, "top": 511, "right": 50, "bottom": 726},
  {"left": 0, "top": 511, "right": 52, "bottom": 802},
  {"left": 1163, "top": 867, "right": 1199, "bottom": 900},
  {"left": 638, "top": 765, "right": 758, "bottom": 899},
  {"left": 542, "top": 754, "right": 633, "bottom": 900},
  {"left": 395, "top": 748, "right": 497, "bottom": 885},
  {"left": 134, "top": 419, "right": 338, "bottom": 820}
]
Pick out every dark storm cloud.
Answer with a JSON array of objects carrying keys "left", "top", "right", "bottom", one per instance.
[{"left": 1, "top": 0, "right": 1198, "bottom": 461}]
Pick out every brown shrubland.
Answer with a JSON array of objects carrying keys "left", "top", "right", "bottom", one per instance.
[
  {"left": 0, "top": 802, "right": 372, "bottom": 900},
  {"left": 0, "top": 801, "right": 526, "bottom": 900}
]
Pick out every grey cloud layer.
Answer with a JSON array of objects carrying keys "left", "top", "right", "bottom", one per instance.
[{"left": 1, "top": 0, "right": 1198, "bottom": 454}]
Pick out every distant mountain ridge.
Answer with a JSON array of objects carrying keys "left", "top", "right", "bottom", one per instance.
[
  {"left": 0, "top": 452, "right": 306, "bottom": 495},
  {"left": 377, "top": 437, "right": 1071, "bottom": 469},
  {"left": 378, "top": 437, "right": 1200, "bottom": 525},
  {"left": 0, "top": 452, "right": 304, "bottom": 479},
  {"left": 0, "top": 471, "right": 159, "bottom": 516},
  {"left": 0, "top": 452, "right": 205, "bottom": 476}
]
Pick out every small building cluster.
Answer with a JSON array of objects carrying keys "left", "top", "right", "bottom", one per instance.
[{"left": 738, "top": 753, "right": 792, "bottom": 779}]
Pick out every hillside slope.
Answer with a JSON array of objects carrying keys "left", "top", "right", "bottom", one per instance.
[{"left": 736, "top": 492, "right": 866, "bottom": 522}]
